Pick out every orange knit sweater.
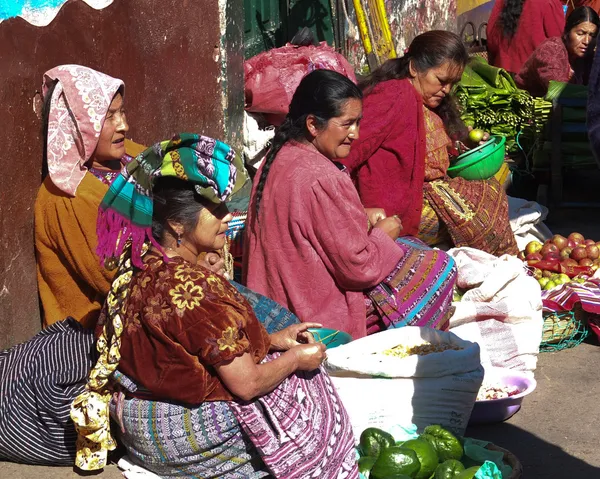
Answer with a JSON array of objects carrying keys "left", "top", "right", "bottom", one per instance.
[{"left": 35, "top": 172, "right": 114, "bottom": 328}]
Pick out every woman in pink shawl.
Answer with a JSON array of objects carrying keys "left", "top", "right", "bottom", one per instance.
[{"left": 245, "top": 70, "right": 457, "bottom": 339}]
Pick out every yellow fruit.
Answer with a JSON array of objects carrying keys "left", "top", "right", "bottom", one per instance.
[
  {"left": 538, "top": 277, "right": 550, "bottom": 288},
  {"left": 543, "top": 280, "right": 557, "bottom": 290},
  {"left": 468, "top": 129, "right": 485, "bottom": 143}
]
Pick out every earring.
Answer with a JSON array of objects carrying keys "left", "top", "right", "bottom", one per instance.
[{"left": 176, "top": 232, "right": 182, "bottom": 247}]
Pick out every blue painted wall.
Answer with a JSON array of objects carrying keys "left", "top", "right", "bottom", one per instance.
[{"left": 0, "top": 0, "right": 67, "bottom": 21}]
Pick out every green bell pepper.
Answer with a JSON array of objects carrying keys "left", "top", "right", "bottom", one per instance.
[
  {"left": 454, "top": 466, "right": 482, "bottom": 479},
  {"left": 359, "top": 428, "right": 396, "bottom": 458},
  {"left": 358, "top": 456, "right": 378, "bottom": 477},
  {"left": 370, "top": 446, "right": 421, "bottom": 479},
  {"left": 419, "top": 425, "right": 463, "bottom": 462},
  {"left": 434, "top": 459, "right": 466, "bottom": 479}
]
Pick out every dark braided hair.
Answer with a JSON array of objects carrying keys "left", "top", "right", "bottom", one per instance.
[
  {"left": 499, "top": 0, "right": 526, "bottom": 40},
  {"left": 360, "top": 30, "right": 469, "bottom": 139},
  {"left": 253, "top": 69, "right": 362, "bottom": 218}
]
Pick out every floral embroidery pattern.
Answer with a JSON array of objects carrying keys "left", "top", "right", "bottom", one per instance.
[
  {"left": 170, "top": 281, "right": 204, "bottom": 310},
  {"left": 217, "top": 326, "right": 242, "bottom": 352},
  {"left": 125, "top": 312, "right": 142, "bottom": 334},
  {"left": 207, "top": 276, "right": 228, "bottom": 298},
  {"left": 143, "top": 293, "right": 172, "bottom": 326},
  {"left": 174, "top": 263, "right": 205, "bottom": 282}
]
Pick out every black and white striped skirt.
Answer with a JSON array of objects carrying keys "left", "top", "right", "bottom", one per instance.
[{"left": 0, "top": 318, "right": 95, "bottom": 465}]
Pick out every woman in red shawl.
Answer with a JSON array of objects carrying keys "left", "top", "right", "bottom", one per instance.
[
  {"left": 487, "top": 0, "right": 565, "bottom": 74},
  {"left": 515, "top": 6, "right": 599, "bottom": 96},
  {"left": 341, "top": 31, "right": 518, "bottom": 257}
]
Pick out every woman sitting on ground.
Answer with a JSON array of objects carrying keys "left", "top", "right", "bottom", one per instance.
[
  {"left": 35, "top": 65, "right": 131, "bottom": 328},
  {"left": 487, "top": 0, "right": 565, "bottom": 74},
  {"left": 70, "top": 133, "right": 358, "bottom": 478},
  {"left": 340, "top": 31, "right": 519, "bottom": 257},
  {"left": 515, "top": 6, "right": 599, "bottom": 97},
  {"left": 244, "top": 70, "right": 457, "bottom": 339}
]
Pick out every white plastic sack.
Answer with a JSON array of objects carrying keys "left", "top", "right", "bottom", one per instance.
[
  {"left": 448, "top": 247, "right": 544, "bottom": 373},
  {"left": 325, "top": 327, "right": 483, "bottom": 439},
  {"left": 243, "top": 112, "right": 274, "bottom": 169},
  {"left": 508, "top": 196, "right": 552, "bottom": 251}
]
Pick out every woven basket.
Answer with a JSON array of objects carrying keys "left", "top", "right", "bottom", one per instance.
[
  {"left": 486, "top": 443, "right": 523, "bottom": 479},
  {"left": 540, "top": 304, "right": 590, "bottom": 352}
]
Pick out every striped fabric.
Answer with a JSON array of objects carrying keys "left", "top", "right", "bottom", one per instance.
[
  {"left": 112, "top": 397, "right": 269, "bottom": 479},
  {"left": 0, "top": 318, "right": 95, "bottom": 465},
  {"left": 542, "top": 278, "right": 600, "bottom": 314},
  {"left": 417, "top": 198, "right": 451, "bottom": 246},
  {"left": 366, "top": 237, "right": 457, "bottom": 333},
  {"left": 230, "top": 354, "right": 358, "bottom": 479}
]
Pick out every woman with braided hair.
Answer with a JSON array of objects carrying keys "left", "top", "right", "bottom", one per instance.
[
  {"left": 71, "top": 133, "right": 357, "bottom": 478},
  {"left": 487, "top": 0, "right": 565, "bottom": 74},
  {"left": 244, "top": 70, "right": 457, "bottom": 339}
]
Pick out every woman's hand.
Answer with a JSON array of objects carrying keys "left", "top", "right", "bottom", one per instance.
[
  {"left": 466, "top": 126, "right": 490, "bottom": 147},
  {"left": 199, "top": 252, "right": 226, "bottom": 277},
  {"left": 365, "top": 208, "right": 387, "bottom": 226},
  {"left": 270, "top": 322, "right": 322, "bottom": 351},
  {"left": 292, "top": 343, "right": 327, "bottom": 371},
  {"left": 373, "top": 215, "right": 403, "bottom": 240}
]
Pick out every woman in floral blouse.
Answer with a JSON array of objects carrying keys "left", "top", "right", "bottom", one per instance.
[{"left": 70, "top": 134, "right": 358, "bottom": 478}]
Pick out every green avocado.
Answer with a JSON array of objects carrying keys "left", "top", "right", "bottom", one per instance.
[
  {"left": 370, "top": 446, "right": 421, "bottom": 479},
  {"left": 360, "top": 427, "right": 396, "bottom": 458}
]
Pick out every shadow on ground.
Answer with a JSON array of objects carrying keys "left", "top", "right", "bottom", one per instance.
[{"left": 466, "top": 422, "right": 600, "bottom": 478}]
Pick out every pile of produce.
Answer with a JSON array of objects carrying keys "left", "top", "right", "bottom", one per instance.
[
  {"left": 382, "top": 342, "right": 462, "bottom": 358},
  {"left": 519, "top": 232, "right": 600, "bottom": 289},
  {"left": 358, "top": 425, "right": 489, "bottom": 479},
  {"left": 476, "top": 384, "right": 520, "bottom": 401},
  {"left": 454, "top": 57, "right": 533, "bottom": 153}
]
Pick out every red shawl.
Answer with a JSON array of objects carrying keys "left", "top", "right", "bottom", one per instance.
[
  {"left": 487, "top": 0, "right": 565, "bottom": 74},
  {"left": 514, "top": 37, "right": 583, "bottom": 97},
  {"left": 341, "top": 79, "right": 426, "bottom": 237}
]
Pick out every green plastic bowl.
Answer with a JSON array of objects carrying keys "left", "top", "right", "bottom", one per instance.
[
  {"left": 447, "top": 135, "right": 506, "bottom": 180},
  {"left": 308, "top": 328, "right": 352, "bottom": 349}
]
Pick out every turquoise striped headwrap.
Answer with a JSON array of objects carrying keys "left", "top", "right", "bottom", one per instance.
[{"left": 97, "top": 133, "right": 245, "bottom": 268}]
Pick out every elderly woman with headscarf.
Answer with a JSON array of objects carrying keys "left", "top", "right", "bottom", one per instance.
[
  {"left": 70, "top": 134, "right": 358, "bottom": 477},
  {"left": 0, "top": 65, "right": 130, "bottom": 467},
  {"left": 35, "top": 65, "right": 131, "bottom": 328}
]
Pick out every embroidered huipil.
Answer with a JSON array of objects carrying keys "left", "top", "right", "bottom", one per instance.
[
  {"left": 114, "top": 254, "right": 271, "bottom": 405},
  {"left": 244, "top": 141, "right": 403, "bottom": 339}
]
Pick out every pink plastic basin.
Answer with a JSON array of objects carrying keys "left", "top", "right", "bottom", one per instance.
[{"left": 469, "top": 367, "right": 537, "bottom": 425}]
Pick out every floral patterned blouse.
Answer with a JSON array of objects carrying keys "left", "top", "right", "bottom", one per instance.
[{"left": 112, "top": 253, "right": 271, "bottom": 405}]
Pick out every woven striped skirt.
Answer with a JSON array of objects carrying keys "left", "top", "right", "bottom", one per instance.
[
  {"left": 0, "top": 318, "right": 95, "bottom": 465},
  {"left": 366, "top": 237, "right": 457, "bottom": 334}
]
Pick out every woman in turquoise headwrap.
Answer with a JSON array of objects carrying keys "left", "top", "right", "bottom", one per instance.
[{"left": 71, "top": 133, "right": 358, "bottom": 478}]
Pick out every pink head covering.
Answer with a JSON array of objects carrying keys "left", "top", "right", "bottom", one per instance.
[{"left": 42, "top": 65, "right": 125, "bottom": 196}]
